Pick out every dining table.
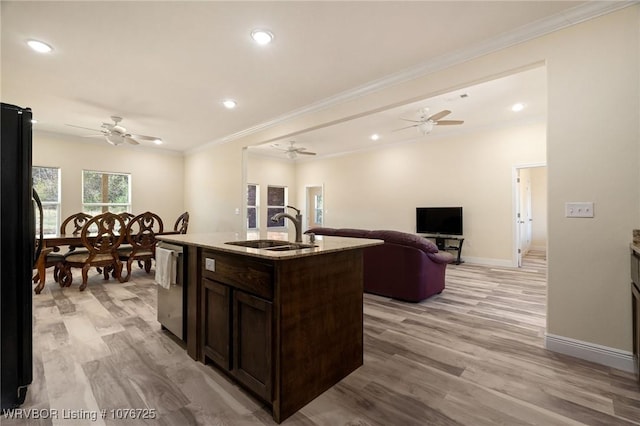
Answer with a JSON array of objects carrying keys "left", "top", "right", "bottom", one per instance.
[{"left": 33, "top": 231, "right": 179, "bottom": 294}]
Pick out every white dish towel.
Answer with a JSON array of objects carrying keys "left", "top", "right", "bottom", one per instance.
[{"left": 155, "top": 247, "right": 176, "bottom": 289}]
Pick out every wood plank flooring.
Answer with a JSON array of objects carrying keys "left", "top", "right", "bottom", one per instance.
[{"left": 4, "top": 251, "right": 639, "bottom": 425}]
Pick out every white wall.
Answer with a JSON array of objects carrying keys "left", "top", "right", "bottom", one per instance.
[
  {"left": 33, "top": 131, "right": 185, "bottom": 229},
  {"left": 294, "top": 121, "right": 545, "bottom": 264},
  {"left": 184, "top": 8, "right": 639, "bottom": 356}
]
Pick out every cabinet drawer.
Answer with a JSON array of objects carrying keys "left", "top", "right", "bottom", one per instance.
[{"left": 202, "top": 251, "right": 273, "bottom": 300}]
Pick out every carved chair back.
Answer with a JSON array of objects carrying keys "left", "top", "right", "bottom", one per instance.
[
  {"left": 118, "top": 212, "right": 135, "bottom": 228},
  {"left": 81, "top": 212, "right": 126, "bottom": 260},
  {"left": 174, "top": 211, "right": 189, "bottom": 234},
  {"left": 126, "top": 212, "right": 164, "bottom": 254},
  {"left": 61, "top": 212, "right": 93, "bottom": 235}
]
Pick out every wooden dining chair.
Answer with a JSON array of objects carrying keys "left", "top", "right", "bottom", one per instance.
[
  {"left": 58, "top": 212, "right": 126, "bottom": 291},
  {"left": 119, "top": 211, "right": 164, "bottom": 282},
  {"left": 34, "top": 212, "right": 94, "bottom": 287},
  {"left": 174, "top": 211, "right": 189, "bottom": 234}
]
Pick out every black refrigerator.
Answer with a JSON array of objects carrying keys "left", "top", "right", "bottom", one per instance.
[{"left": 1, "top": 102, "right": 37, "bottom": 409}]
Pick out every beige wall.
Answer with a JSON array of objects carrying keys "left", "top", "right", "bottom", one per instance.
[
  {"left": 33, "top": 131, "right": 185, "bottom": 229},
  {"left": 530, "top": 167, "right": 548, "bottom": 250},
  {"left": 293, "top": 121, "right": 545, "bottom": 264},
  {"left": 185, "top": 7, "right": 639, "bottom": 354},
  {"left": 184, "top": 141, "right": 245, "bottom": 233}
]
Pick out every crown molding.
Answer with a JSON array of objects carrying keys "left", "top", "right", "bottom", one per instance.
[{"left": 189, "top": 1, "right": 637, "bottom": 155}]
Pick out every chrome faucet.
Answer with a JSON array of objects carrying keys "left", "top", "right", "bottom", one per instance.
[{"left": 271, "top": 205, "right": 303, "bottom": 242}]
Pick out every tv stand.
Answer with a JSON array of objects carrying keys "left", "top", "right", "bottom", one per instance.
[{"left": 424, "top": 235, "right": 464, "bottom": 265}]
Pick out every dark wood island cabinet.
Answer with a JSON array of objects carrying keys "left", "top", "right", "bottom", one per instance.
[
  {"left": 631, "top": 246, "right": 640, "bottom": 382},
  {"left": 158, "top": 232, "right": 383, "bottom": 423}
]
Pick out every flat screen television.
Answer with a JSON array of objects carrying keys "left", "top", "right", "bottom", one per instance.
[{"left": 416, "top": 207, "right": 463, "bottom": 235}]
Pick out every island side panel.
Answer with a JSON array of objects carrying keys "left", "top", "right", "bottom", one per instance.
[
  {"left": 273, "top": 249, "right": 364, "bottom": 422},
  {"left": 186, "top": 245, "right": 202, "bottom": 360}
]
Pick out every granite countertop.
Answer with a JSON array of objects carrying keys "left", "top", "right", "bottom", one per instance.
[{"left": 157, "top": 232, "right": 383, "bottom": 260}]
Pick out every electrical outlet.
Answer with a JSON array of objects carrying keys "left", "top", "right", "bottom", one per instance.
[
  {"left": 565, "top": 202, "right": 594, "bottom": 218},
  {"left": 205, "top": 258, "right": 216, "bottom": 272}
]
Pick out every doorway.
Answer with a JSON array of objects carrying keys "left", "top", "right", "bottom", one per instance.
[
  {"left": 305, "top": 185, "right": 324, "bottom": 230},
  {"left": 514, "top": 164, "right": 547, "bottom": 267}
]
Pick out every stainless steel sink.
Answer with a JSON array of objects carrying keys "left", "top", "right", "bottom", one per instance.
[
  {"left": 225, "top": 239, "right": 291, "bottom": 249},
  {"left": 225, "top": 240, "right": 317, "bottom": 251},
  {"left": 264, "top": 243, "right": 317, "bottom": 251}
]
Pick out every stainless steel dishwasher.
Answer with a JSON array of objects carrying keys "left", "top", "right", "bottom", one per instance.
[{"left": 156, "top": 242, "right": 185, "bottom": 340}]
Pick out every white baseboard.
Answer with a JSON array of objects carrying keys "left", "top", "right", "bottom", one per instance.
[
  {"left": 459, "top": 256, "right": 513, "bottom": 267},
  {"left": 545, "top": 333, "right": 636, "bottom": 373}
]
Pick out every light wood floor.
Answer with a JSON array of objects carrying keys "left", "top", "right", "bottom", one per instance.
[{"left": 6, "top": 252, "right": 640, "bottom": 425}]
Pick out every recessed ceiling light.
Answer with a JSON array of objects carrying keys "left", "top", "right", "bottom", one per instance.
[
  {"left": 153, "top": 139, "right": 163, "bottom": 145},
  {"left": 223, "top": 99, "right": 237, "bottom": 109},
  {"left": 370, "top": 134, "right": 380, "bottom": 141},
  {"left": 27, "top": 40, "right": 53, "bottom": 53},
  {"left": 251, "top": 29, "right": 274, "bottom": 45},
  {"left": 512, "top": 102, "right": 525, "bottom": 112}
]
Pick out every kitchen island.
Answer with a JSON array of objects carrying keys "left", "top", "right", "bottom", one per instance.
[{"left": 156, "top": 232, "right": 382, "bottom": 423}]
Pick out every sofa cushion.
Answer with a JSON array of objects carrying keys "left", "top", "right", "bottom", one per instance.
[{"left": 370, "top": 230, "right": 439, "bottom": 254}]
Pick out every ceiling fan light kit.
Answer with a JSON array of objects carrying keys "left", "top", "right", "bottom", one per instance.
[
  {"left": 272, "top": 141, "right": 317, "bottom": 159},
  {"left": 66, "top": 115, "right": 162, "bottom": 147},
  {"left": 395, "top": 108, "right": 464, "bottom": 136}
]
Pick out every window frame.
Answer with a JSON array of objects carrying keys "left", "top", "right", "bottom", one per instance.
[
  {"left": 32, "top": 166, "right": 61, "bottom": 235},
  {"left": 247, "top": 183, "right": 260, "bottom": 230},
  {"left": 82, "top": 169, "right": 132, "bottom": 214}
]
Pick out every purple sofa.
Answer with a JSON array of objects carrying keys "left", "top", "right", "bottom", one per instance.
[{"left": 306, "top": 227, "right": 455, "bottom": 302}]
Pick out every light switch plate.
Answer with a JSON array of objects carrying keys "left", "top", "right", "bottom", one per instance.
[
  {"left": 205, "top": 258, "right": 216, "bottom": 272},
  {"left": 565, "top": 202, "right": 594, "bottom": 218}
]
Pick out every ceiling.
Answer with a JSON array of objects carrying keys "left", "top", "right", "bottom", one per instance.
[
  {"left": 250, "top": 65, "right": 547, "bottom": 159},
  {"left": 0, "top": 1, "right": 625, "bottom": 154}
]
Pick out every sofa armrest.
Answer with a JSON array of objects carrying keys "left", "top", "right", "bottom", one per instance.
[{"left": 427, "top": 251, "right": 456, "bottom": 264}]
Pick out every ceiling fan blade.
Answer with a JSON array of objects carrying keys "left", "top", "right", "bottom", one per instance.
[
  {"left": 393, "top": 124, "right": 418, "bottom": 132},
  {"left": 400, "top": 118, "right": 422, "bottom": 123},
  {"left": 427, "top": 110, "right": 451, "bottom": 121},
  {"left": 435, "top": 120, "right": 464, "bottom": 125},
  {"left": 84, "top": 134, "right": 106, "bottom": 138},
  {"left": 125, "top": 136, "right": 140, "bottom": 145},
  {"left": 129, "top": 133, "right": 159, "bottom": 141},
  {"left": 65, "top": 124, "right": 104, "bottom": 133},
  {"left": 297, "top": 151, "right": 316, "bottom": 156}
]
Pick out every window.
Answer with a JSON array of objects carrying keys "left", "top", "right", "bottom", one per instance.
[
  {"left": 267, "top": 185, "right": 287, "bottom": 228},
  {"left": 32, "top": 166, "right": 60, "bottom": 234},
  {"left": 247, "top": 184, "right": 259, "bottom": 229},
  {"left": 314, "top": 193, "right": 323, "bottom": 224},
  {"left": 82, "top": 170, "right": 131, "bottom": 215}
]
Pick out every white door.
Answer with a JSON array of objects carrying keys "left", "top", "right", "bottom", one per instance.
[{"left": 516, "top": 168, "right": 534, "bottom": 267}]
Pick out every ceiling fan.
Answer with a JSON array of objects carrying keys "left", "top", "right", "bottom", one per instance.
[
  {"left": 272, "top": 141, "right": 316, "bottom": 159},
  {"left": 395, "top": 108, "right": 464, "bottom": 135},
  {"left": 65, "top": 116, "right": 162, "bottom": 146}
]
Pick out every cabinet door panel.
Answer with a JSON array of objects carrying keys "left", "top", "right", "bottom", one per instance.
[
  {"left": 233, "top": 291, "right": 272, "bottom": 401},
  {"left": 202, "top": 278, "right": 231, "bottom": 369}
]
